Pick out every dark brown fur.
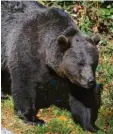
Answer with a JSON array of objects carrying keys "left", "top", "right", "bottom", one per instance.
[{"left": 1, "top": 1, "right": 100, "bottom": 132}]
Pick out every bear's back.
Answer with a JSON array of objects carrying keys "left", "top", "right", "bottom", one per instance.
[
  {"left": 1, "top": 1, "right": 47, "bottom": 43},
  {"left": 1, "top": 1, "right": 74, "bottom": 47},
  {"left": 1, "top": 1, "right": 75, "bottom": 69},
  {"left": 1, "top": 1, "right": 47, "bottom": 68}
]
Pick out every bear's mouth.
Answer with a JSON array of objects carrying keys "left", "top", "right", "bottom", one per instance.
[
  {"left": 69, "top": 78, "right": 93, "bottom": 89},
  {"left": 64, "top": 71, "right": 95, "bottom": 89},
  {"left": 77, "top": 82, "right": 96, "bottom": 89}
]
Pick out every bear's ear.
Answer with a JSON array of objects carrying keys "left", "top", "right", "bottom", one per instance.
[
  {"left": 57, "top": 35, "right": 68, "bottom": 44},
  {"left": 91, "top": 34, "right": 101, "bottom": 45},
  {"left": 57, "top": 35, "right": 71, "bottom": 51}
]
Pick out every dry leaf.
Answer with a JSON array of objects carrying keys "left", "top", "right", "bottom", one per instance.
[
  {"left": 47, "top": 107, "right": 53, "bottom": 113},
  {"left": 93, "top": 26, "right": 98, "bottom": 33},
  {"left": 45, "top": 132, "right": 51, "bottom": 134},
  {"left": 39, "top": 109, "right": 43, "bottom": 113},
  {"left": 104, "top": 122, "right": 110, "bottom": 130},
  {"left": 73, "top": 5, "right": 82, "bottom": 13},
  {"left": 70, "top": 132, "right": 76, "bottom": 134},
  {"left": 36, "top": 113, "right": 41, "bottom": 118},
  {"left": 58, "top": 116, "right": 67, "bottom": 121},
  {"left": 87, "top": 132, "right": 92, "bottom": 134}
]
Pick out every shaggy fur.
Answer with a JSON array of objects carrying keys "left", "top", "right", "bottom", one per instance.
[{"left": 1, "top": 1, "right": 100, "bottom": 132}]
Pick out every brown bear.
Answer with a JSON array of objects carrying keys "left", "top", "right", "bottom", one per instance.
[{"left": 1, "top": 1, "right": 100, "bottom": 132}]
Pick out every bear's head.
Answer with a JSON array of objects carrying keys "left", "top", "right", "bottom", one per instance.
[{"left": 46, "top": 27, "right": 100, "bottom": 89}]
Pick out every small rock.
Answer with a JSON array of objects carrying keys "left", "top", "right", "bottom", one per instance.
[{"left": 1, "top": 128, "right": 15, "bottom": 134}]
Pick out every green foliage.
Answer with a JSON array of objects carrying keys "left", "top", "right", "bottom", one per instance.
[
  {"left": 79, "top": 2, "right": 113, "bottom": 35},
  {"left": 50, "top": 105, "right": 71, "bottom": 117},
  {"left": 43, "top": 1, "right": 113, "bottom": 36},
  {"left": 46, "top": 119, "right": 72, "bottom": 134}
]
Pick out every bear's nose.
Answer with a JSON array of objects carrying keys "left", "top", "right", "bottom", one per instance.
[{"left": 88, "top": 77, "right": 96, "bottom": 88}]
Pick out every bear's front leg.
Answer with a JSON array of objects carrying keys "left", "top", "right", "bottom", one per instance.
[
  {"left": 69, "top": 94, "right": 98, "bottom": 132},
  {"left": 10, "top": 64, "right": 45, "bottom": 126}
]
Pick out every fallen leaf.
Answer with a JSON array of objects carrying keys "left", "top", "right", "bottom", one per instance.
[
  {"left": 45, "top": 132, "right": 51, "bottom": 134},
  {"left": 93, "top": 25, "right": 99, "bottom": 33},
  {"left": 47, "top": 107, "right": 53, "bottom": 113},
  {"left": 104, "top": 122, "right": 110, "bottom": 130},
  {"left": 87, "top": 132, "right": 92, "bottom": 134},
  {"left": 36, "top": 113, "right": 41, "bottom": 118},
  {"left": 73, "top": 5, "right": 82, "bottom": 13},
  {"left": 58, "top": 116, "right": 67, "bottom": 121},
  {"left": 39, "top": 109, "right": 43, "bottom": 113},
  {"left": 70, "top": 132, "right": 76, "bottom": 134}
]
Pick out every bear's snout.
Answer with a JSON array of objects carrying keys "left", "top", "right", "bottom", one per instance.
[{"left": 88, "top": 77, "right": 96, "bottom": 88}]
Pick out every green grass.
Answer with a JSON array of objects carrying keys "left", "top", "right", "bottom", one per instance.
[
  {"left": 1, "top": 94, "right": 113, "bottom": 134},
  {"left": 96, "top": 39, "right": 113, "bottom": 108}
]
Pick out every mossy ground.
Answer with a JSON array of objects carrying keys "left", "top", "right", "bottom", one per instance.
[{"left": 1, "top": 95, "right": 113, "bottom": 134}]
